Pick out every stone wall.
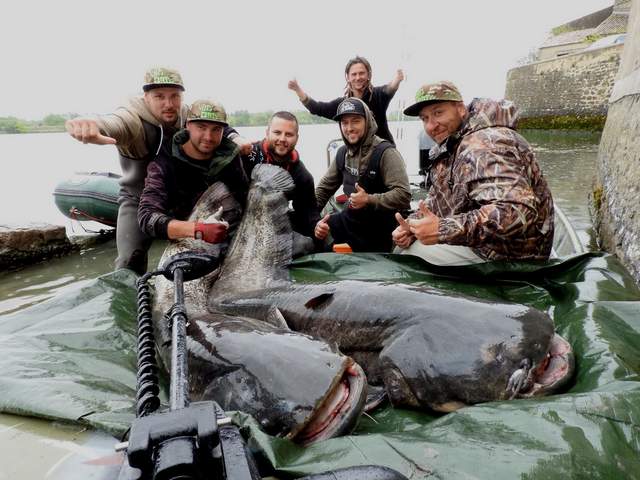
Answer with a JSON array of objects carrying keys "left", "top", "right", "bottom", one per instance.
[
  {"left": 594, "top": 0, "right": 640, "bottom": 285},
  {"left": 505, "top": 44, "right": 624, "bottom": 128},
  {"left": 0, "top": 225, "right": 74, "bottom": 271}
]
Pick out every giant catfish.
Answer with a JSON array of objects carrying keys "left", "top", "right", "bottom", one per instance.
[
  {"left": 152, "top": 180, "right": 366, "bottom": 444},
  {"left": 209, "top": 164, "right": 575, "bottom": 412}
]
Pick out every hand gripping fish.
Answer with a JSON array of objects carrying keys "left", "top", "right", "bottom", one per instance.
[{"left": 153, "top": 178, "right": 367, "bottom": 444}]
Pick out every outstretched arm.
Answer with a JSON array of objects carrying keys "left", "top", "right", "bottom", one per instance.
[{"left": 65, "top": 118, "right": 117, "bottom": 145}]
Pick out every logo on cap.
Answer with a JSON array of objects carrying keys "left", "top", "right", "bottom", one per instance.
[
  {"left": 187, "top": 99, "right": 228, "bottom": 124},
  {"left": 338, "top": 101, "right": 357, "bottom": 115},
  {"left": 143, "top": 67, "right": 184, "bottom": 91},
  {"left": 198, "top": 104, "right": 224, "bottom": 121}
]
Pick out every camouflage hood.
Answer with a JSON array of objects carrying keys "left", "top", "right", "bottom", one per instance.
[{"left": 461, "top": 98, "right": 519, "bottom": 136}]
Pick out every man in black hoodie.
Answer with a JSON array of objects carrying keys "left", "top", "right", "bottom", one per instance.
[{"left": 138, "top": 99, "right": 247, "bottom": 244}]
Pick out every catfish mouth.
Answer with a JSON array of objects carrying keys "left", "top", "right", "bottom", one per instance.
[
  {"left": 521, "top": 333, "right": 575, "bottom": 397},
  {"left": 293, "top": 362, "right": 367, "bottom": 445}
]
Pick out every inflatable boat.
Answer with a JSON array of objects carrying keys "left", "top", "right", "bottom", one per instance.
[{"left": 53, "top": 171, "right": 120, "bottom": 227}]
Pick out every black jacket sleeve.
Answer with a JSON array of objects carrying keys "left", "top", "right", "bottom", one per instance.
[
  {"left": 289, "top": 165, "right": 320, "bottom": 238},
  {"left": 223, "top": 125, "right": 239, "bottom": 138},
  {"left": 138, "top": 158, "right": 174, "bottom": 239},
  {"left": 302, "top": 96, "right": 343, "bottom": 121},
  {"left": 216, "top": 155, "right": 251, "bottom": 208}
]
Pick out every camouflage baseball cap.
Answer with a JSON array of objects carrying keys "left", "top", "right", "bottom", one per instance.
[
  {"left": 142, "top": 67, "right": 185, "bottom": 92},
  {"left": 186, "top": 99, "right": 228, "bottom": 125},
  {"left": 403, "top": 81, "right": 463, "bottom": 116}
]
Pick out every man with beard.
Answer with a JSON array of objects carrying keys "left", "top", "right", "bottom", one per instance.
[
  {"left": 65, "top": 67, "right": 249, "bottom": 273},
  {"left": 241, "top": 111, "right": 319, "bottom": 240},
  {"left": 392, "top": 81, "right": 554, "bottom": 264},
  {"left": 137, "top": 99, "right": 247, "bottom": 245},
  {"left": 288, "top": 56, "right": 404, "bottom": 144},
  {"left": 314, "top": 98, "right": 411, "bottom": 252}
]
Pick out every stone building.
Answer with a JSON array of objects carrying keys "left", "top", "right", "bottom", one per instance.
[
  {"left": 504, "top": 0, "right": 631, "bottom": 129},
  {"left": 594, "top": 0, "right": 640, "bottom": 286}
]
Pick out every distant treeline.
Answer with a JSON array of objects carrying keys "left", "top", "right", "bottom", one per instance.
[
  {"left": 0, "top": 114, "right": 72, "bottom": 133},
  {"left": 0, "top": 110, "right": 412, "bottom": 134}
]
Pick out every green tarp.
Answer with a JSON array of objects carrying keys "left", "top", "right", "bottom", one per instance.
[{"left": 1, "top": 253, "right": 639, "bottom": 479}]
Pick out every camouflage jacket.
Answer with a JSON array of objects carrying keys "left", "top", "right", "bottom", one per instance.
[{"left": 425, "top": 98, "right": 554, "bottom": 260}]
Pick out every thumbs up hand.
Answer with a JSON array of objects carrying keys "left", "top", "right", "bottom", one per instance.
[
  {"left": 349, "top": 183, "right": 369, "bottom": 210},
  {"left": 408, "top": 200, "right": 440, "bottom": 245},
  {"left": 314, "top": 214, "right": 331, "bottom": 240},
  {"left": 392, "top": 212, "right": 415, "bottom": 249}
]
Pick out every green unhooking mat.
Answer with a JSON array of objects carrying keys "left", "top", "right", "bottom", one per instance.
[{"left": 1, "top": 252, "right": 639, "bottom": 479}]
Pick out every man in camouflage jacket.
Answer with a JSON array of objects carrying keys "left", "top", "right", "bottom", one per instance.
[{"left": 393, "top": 81, "right": 554, "bottom": 264}]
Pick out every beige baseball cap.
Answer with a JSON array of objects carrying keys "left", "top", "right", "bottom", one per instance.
[
  {"left": 186, "top": 99, "right": 228, "bottom": 126},
  {"left": 403, "top": 81, "right": 463, "bottom": 116}
]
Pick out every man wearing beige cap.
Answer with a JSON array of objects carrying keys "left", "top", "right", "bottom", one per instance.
[
  {"left": 65, "top": 67, "right": 249, "bottom": 274},
  {"left": 392, "top": 81, "right": 554, "bottom": 264},
  {"left": 138, "top": 99, "right": 248, "bottom": 245}
]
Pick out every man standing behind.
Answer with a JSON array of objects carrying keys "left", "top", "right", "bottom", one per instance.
[
  {"left": 315, "top": 98, "right": 410, "bottom": 252},
  {"left": 392, "top": 81, "right": 554, "bottom": 264},
  {"left": 138, "top": 100, "right": 247, "bottom": 245},
  {"left": 65, "top": 67, "right": 249, "bottom": 274},
  {"left": 241, "top": 111, "right": 319, "bottom": 240},
  {"left": 288, "top": 56, "right": 404, "bottom": 144}
]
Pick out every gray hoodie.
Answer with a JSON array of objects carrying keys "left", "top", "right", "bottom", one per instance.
[
  {"left": 96, "top": 97, "right": 186, "bottom": 196},
  {"left": 315, "top": 98, "right": 410, "bottom": 211}
]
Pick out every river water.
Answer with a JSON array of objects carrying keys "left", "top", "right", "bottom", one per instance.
[{"left": 0, "top": 124, "right": 600, "bottom": 315}]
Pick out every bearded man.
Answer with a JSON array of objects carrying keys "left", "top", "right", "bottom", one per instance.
[{"left": 241, "top": 111, "right": 320, "bottom": 239}]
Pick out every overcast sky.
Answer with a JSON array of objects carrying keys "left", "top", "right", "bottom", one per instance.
[{"left": 2, "top": 0, "right": 613, "bottom": 120}]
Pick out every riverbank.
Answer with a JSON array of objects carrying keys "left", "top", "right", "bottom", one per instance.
[
  {"left": 0, "top": 224, "right": 117, "bottom": 272},
  {"left": 0, "top": 224, "right": 74, "bottom": 271}
]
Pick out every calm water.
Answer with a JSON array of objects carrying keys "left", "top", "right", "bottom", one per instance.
[{"left": 0, "top": 125, "right": 600, "bottom": 315}]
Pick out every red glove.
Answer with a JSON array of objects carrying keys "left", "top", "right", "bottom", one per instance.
[{"left": 194, "top": 222, "right": 227, "bottom": 244}]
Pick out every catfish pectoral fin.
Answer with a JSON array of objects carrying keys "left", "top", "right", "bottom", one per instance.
[
  {"left": 304, "top": 292, "right": 335, "bottom": 309},
  {"left": 265, "top": 306, "right": 289, "bottom": 330}
]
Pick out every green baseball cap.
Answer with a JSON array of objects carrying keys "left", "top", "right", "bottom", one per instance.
[
  {"left": 187, "top": 99, "right": 228, "bottom": 126},
  {"left": 143, "top": 67, "right": 185, "bottom": 92},
  {"left": 403, "top": 81, "right": 463, "bottom": 116}
]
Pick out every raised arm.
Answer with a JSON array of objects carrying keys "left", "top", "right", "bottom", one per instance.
[
  {"left": 288, "top": 78, "right": 309, "bottom": 103},
  {"left": 385, "top": 69, "right": 405, "bottom": 95}
]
